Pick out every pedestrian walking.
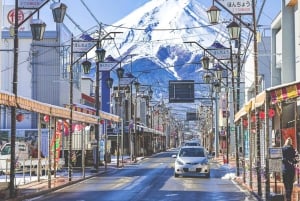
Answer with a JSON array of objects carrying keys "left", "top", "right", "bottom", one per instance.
[{"left": 282, "top": 137, "right": 298, "bottom": 201}]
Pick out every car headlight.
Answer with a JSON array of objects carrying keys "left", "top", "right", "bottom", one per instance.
[
  {"left": 175, "top": 159, "right": 184, "bottom": 165},
  {"left": 200, "top": 159, "right": 208, "bottom": 165}
]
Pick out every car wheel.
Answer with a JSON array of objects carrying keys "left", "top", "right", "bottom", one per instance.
[{"left": 174, "top": 172, "right": 179, "bottom": 177}]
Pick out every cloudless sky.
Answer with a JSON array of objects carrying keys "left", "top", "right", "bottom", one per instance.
[{"left": 39, "top": 0, "right": 281, "bottom": 36}]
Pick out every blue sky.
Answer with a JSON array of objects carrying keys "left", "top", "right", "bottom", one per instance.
[{"left": 42, "top": 0, "right": 280, "bottom": 36}]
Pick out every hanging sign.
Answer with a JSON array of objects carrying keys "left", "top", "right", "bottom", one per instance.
[
  {"left": 18, "top": 0, "right": 47, "bottom": 9},
  {"left": 206, "top": 41, "right": 231, "bottom": 60},
  {"left": 99, "top": 62, "right": 117, "bottom": 71},
  {"left": 215, "top": 0, "right": 253, "bottom": 15},
  {"left": 73, "top": 41, "right": 96, "bottom": 53}
]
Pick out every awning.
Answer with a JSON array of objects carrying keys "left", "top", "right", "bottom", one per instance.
[
  {"left": 268, "top": 81, "right": 300, "bottom": 104},
  {"left": 0, "top": 90, "right": 121, "bottom": 123},
  {"left": 234, "top": 107, "right": 246, "bottom": 123},
  {"left": 234, "top": 81, "right": 300, "bottom": 123},
  {"left": 254, "top": 91, "right": 266, "bottom": 108}
]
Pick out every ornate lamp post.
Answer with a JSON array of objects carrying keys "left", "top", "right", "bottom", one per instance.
[
  {"left": 82, "top": 60, "right": 92, "bottom": 74},
  {"left": 51, "top": 2, "right": 67, "bottom": 23},
  {"left": 134, "top": 81, "right": 140, "bottom": 160},
  {"left": 94, "top": 47, "right": 106, "bottom": 172},
  {"left": 10, "top": 1, "right": 67, "bottom": 197},
  {"left": 106, "top": 66, "right": 124, "bottom": 168},
  {"left": 206, "top": 3, "right": 221, "bottom": 25},
  {"left": 207, "top": 0, "right": 262, "bottom": 196},
  {"left": 30, "top": 19, "right": 46, "bottom": 41},
  {"left": 202, "top": 63, "right": 224, "bottom": 158}
]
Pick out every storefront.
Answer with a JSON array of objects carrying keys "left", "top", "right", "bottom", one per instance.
[{"left": 234, "top": 80, "right": 300, "bottom": 196}]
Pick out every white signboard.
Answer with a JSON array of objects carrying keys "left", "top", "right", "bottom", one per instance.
[
  {"left": 216, "top": 0, "right": 253, "bottom": 14},
  {"left": 18, "top": 0, "right": 47, "bottom": 9},
  {"left": 269, "top": 148, "right": 282, "bottom": 159},
  {"left": 269, "top": 159, "right": 282, "bottom": 172},
  {"left": 207, "top": 48, "right": 231, "bottom": 60},
  {"left": 3, "top": 6, "right": 31, "bottom": 31},
  {"left": 99, "top": 62, "right": 117, "bottom": 71},
  {"left": 73, "top": 41, "right": 96, "bottom": 53},
  {"left": 119, "top": 77, "right": 135, "bottom": 85}
]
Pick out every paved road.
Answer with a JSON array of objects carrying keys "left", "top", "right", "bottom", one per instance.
[{"left": 24, "top": 150, "right": 257, "bottom": 201}]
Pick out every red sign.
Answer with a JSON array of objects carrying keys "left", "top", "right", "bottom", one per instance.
[{"left": 7, "top": 9, "right": 24, "bottom": 25}]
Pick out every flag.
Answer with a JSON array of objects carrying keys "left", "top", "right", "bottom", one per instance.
[{"left": 80, "top": 33, "right": 94, "bottom": 41}]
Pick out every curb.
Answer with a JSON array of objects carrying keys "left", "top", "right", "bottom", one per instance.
[{"left": 5, "top": 171, "right": 106, "bottom": 201}]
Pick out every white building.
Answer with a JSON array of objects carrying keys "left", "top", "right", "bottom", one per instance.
[{"left": 0, "top": 3, "right": 83, "bottom": 129}]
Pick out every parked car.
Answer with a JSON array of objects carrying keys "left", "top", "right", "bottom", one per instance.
[{"left": 172, "top": 146, "right": 210, "bottom": 178}]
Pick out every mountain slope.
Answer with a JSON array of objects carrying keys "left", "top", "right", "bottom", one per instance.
[{"left": 88, "top": 0, "right": 229, "bottom": 102}]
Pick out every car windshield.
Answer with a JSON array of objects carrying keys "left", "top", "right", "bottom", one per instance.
[
  {"left": 0, "top": 144, "right": 11, "bottom": 155},
  {"left": 179, "top": 148, "right": 205, "bottom": 157},
  {"left": 184, "top": 142, "right": 200, "bottom": 146}
]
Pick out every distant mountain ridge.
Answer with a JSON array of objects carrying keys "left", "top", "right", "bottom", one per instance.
[{"left": 88, "top": 0, "right": 229, "bottom": 101}]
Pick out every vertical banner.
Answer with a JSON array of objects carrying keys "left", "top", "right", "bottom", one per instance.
[
  {"left": 51, "top": 122, "right": 63, "bottom": 163},
  {"left": 101, "top": 71, "right": 110, "bottom": 113}
]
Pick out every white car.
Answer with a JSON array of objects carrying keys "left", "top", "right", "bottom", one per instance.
[
  {"left": 183, "top": 141, "right": 201, "bottom": 146},
  {"left": 173, "top": 146, "right": 210, "bottom": 178}
]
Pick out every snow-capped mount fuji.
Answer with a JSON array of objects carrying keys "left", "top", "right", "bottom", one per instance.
[{"left": 89, "top": 0, "right": 229, "bottom": 102}]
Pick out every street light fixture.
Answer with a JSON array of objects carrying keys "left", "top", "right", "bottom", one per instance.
[
  {"left": 30, "top": 19, "right": 46, "bottom": 41},
  {"left": 116, "top": 67, "right": 125, "bottom": 79},
  {"left": 201, "top": 55, "right": 210, "bottom": 70},
  {"left": 203, "top": 72, "right": 212, "bottom": 84},
  {"left": 148, "top": 87, "right": 153, "bottom": 99},
  {"left": 106, "top": 77, "right": 114, "bottom": 89},
  {"left": 134, "top": 81, "right": 140, "bottom": 92},
  {"left": 226, "top": 21, "right": 241, "bottom": 40},
  {"left": 95, "top": 48, "right": 106, "bottom": 62},
  {"left": 51, "top": 2, "right": 67, "bottom": 23},
  {"left": 206, "top": 4, "right": 221, "bottom": 25},
  {"left": 82, "top": 60, "right": 92, "bottom": 74}
]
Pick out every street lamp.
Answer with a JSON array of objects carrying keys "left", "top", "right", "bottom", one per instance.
[
  {"left": 82, "top": 60, "right": 92, "bottom": 74},
  {"left": 106, "top": 77, "right": 114, "bottom": 88},
  {"left": 94, "top": 46, "right": 106, "bottom": 172},
  {"left": 116, "top": 67, "right": 125, "bottom": 79},
  {"left": 206, "top": 4, "right": 221, "bottom": 25},
  {"left": 201, "top": 55, "right": 210, "bottom": 70},
  {"left": 106, "top": 66, "right": 125, "bottom": 168},
  {"left": 207, "top": 0, "right": 262, "bottom": 197},
  {"left": 10, "top": 0, "right": 67, "bottom": 197},
  {"left": 134, "top": 81, "right": 140, "bottom": 160},
  {"left": 51, "top": 2, "right": 67, "bottom": 23},
  {"left": 202, "top": 64, "right": 224, "bottom": 158},
  {"left": 30, "top": 19, "right": 46, "bottom": 41},
  {"left": 226, "top": 21, "right": 241, "bottom": 40}
]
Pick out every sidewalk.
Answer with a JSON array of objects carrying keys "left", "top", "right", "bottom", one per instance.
[
  {"left": 213, "top": 154, "right": 300, "bottom": 201},
  {"left": 1, "top": 155, "right": 141, "bottom": 201},
  {"left": 7, "top": 154, "right": 300, "bottom": 201}
]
